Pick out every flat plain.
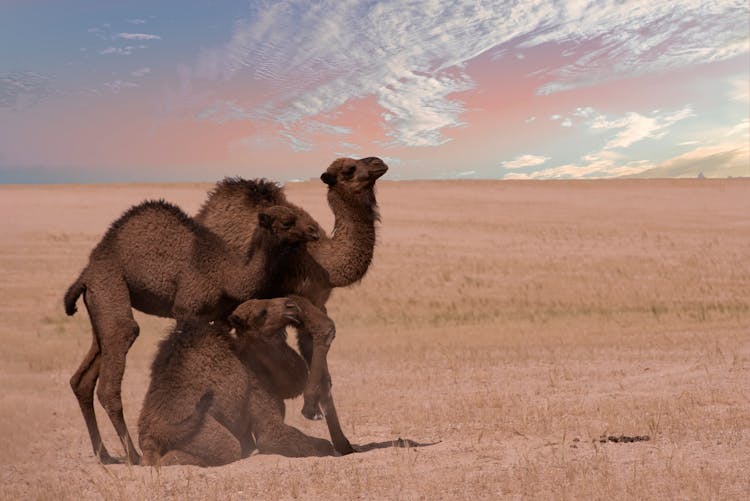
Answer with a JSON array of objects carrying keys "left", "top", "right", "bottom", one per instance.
[{"left": 0, "top": 178, "right": 748, "bottom": 499}]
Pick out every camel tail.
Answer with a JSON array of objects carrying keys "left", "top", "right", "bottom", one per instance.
[{"left": 64, "top": 274, "right": 86, "bottom": 316}]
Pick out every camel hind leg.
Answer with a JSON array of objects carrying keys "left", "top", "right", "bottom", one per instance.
[
  {"left": 85, "top": 278, "right": 142, "bottom": 464},
  {"left": 70, "top": 332, "right": 117, "bottom": 464},
  {"left": 158, "top": 415, "right": 243, "bottom": 467}
]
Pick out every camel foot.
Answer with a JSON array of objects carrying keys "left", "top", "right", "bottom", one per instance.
[
  {"left": 98, "top": 453, "right": 122, "bottom": 465},
  {"left": 333, "top": 439, "right": 355, "bottom": 455},
  {"left": 301, "top": 404, "right": 323, "bottom": 421}
]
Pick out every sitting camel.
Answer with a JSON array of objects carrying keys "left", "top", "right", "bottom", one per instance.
[
  {"left": 64, "top": 200, "right": 318, "bottom": 464},
  {"left": 138, "top": 296, "right": 336, "bottom": 466},
  {"left": 195, "top": 156, "right": 388, "bottom": 454}
]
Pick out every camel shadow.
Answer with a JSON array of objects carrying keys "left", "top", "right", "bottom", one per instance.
[{"left": 352, "top": 437, "right": 441, "bottom": 453}]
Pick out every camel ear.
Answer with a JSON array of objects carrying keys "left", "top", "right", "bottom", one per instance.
[
  {"left": 228, "top": 314, "right": 245, "bottom": 330},
  {"left": 320, "top": 172, "right": 337, "bottom": 186},
  {"left": 258, "top": 212, "right": 272, "bottom": 229}
]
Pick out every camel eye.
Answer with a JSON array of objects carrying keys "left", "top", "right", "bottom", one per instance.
[
  {"left": 280, "top": 219, "right": 293, "bottom": 229},
  {"left": 343, "top": 165, "right": 355, "bottom": 179}
]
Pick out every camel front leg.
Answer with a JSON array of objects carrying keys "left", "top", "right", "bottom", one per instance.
[
  {"left": 296, "top": 327, "right": 354, "bottom": 455},
  {"left": 251, "top": 389, "right": 335, "bottom": 458}
]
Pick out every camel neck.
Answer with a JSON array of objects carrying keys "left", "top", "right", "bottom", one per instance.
[
  {"left": 223, "top": 231, "right": 277, "bottom": 300},
  {"left": 310, "top": 189, "right": 378, "bottom": 288}
]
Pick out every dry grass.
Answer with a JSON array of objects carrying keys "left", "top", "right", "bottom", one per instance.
[{"left": 0, "top": 179, "right": 748, "bottom": 500}]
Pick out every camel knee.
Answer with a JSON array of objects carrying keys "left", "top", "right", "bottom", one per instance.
[
  {"left": 121, "top": 319, "right": 140, "bottom": 348},
  {"left": 96, "top": 380, "right": 123, "bottom": 415},
  {"left": 70, "top": 373, "right": 94, "bottom": 404},
  {"left": 103, "top": 317, "right": 139, "bottom": 348}
]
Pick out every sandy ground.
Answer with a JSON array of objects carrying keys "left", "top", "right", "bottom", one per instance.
[{"left": 0, "top": 178, "right": 748, "bottom": 500}]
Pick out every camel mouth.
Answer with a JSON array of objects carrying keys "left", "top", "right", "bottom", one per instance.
[{"left": 369, "top": 165, "right": 388, "bottom": 180}]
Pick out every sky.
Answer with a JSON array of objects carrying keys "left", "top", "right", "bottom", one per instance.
[{"left": 0, "top": 0, "right": 748, "bottom": 183}]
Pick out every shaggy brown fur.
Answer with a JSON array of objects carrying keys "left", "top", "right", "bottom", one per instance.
[
  {"left": 64, "top": 200, "right": 318, "bottom": 464},
  {"left": 194, "top": 157, "right": 387, "bottom": 454},
  {"left": 138, "top": 296, "right": 336, "bottom": 466}
]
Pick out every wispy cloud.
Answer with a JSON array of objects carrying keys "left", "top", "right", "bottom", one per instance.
[
  {"left": 197, "top": 100, "right": 253, "bottom": 123},
  {"left": 193, "top": 0, "right": 747, "bottom": 148},
  {"left": 591, "top": 107, "right": 694, "bottom": 149},
  {"left": 505, "top": 150, "right": 651, "bottom": 179},
  {"left": 505, "top": 106, "right": 695, "bottom": 179},
  {"left": 99, "top": 45, "right": 146, "bottom": 56},
  {"left": 633, "top": 140, "right": 749, "bottom": 178},
  {"left": 729, "top": 76, "right": 749, "bottom": 103},
  {"left": 0, "top": 72, "right": 55, "bottom": 109},
  {"left": 502, "top": 154, "right": 550, "bottom": 169},
  {"left": 280, "top": 131, "right": 313, "bottom": 152},
  {"left": 103, "top": 80, "right": 139, "bottom": 93},
  {"left": 115, "top": 33, "right": 161, "bottom": 41},
  {"left": 126, "top": 19, "right": 147, "bottom": 25},
  {"left": 131, "top": 67, "right": 151, "bottom": 78}
]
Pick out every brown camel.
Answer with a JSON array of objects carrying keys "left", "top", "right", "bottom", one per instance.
[
  {"left": 64, "top": 200, "right": 318, "bottom": 464},
  {"left": 194, "top": 157, "right": 388, "bottom": 454},
  {"left": 138, "top": 296, "right": 336, "bottom": 466}
]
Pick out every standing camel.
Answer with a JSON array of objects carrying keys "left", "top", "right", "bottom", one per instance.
[
  {"left": 64, "top": 200, "right": 318, "bottom": 464},
  {"left": 195, "top": 156, "right": 388, "bottom": 454}
]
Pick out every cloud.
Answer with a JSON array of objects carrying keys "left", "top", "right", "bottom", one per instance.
[
  {"left": 131, "top": 67, "right": 151, "bottom": 78},
  {"left": 0, "top": 71, "right": 55, "bottom": 109},
  {"left": 729, "top": 76, "right": 749, "bottom": 103},
  {"left": 99, "top": 45, "right": 146, "bottom": 56},
  {"left": 103, "top": 80, "right": 139, "bottom": 93},
  {"left": 126, "top": 19, "right": 147, "bottom": 25},
  {"left": 197, "top": 100, "right": 254, "bottom": 123},
  {"left": 502, "top": 154, "right": 550, "bottom": 169},
  {"left": 595, "top": 107, "right": 693, "bottom": 149},
  {"left": 505, "top": 150, "right": 652, "bottom": 179},
  {"left": 192, "top": 0, "right": 746, "bottom": 148},
  {"left": 626, "top": 140, "right": 749, "bottom": 178},
  {"left": 505, "top": 106, "right": 697, "bottom": 179},
  {"left": 115, "top": 33, "right": 161, "bottom": 41},
  {"left": 280, "top": 131, "right": 313, "bottom": 152},
  {"left": 569, "top": 106, "right": 694, "bottom": 149},
  {"left": 532, "top": 2, "right": 750, "bottom": 95}
]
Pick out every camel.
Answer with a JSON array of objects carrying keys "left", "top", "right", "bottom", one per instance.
[
  {"left": 138, "top": 296, "right": 336, "bottom": 466},
  {"left": 194, "top": 156, "right": 388, "bottom": 454},
  {"left": 64, "top": 200, "right": 318, "bottom": 464}
]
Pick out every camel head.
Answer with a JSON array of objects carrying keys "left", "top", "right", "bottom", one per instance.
[
  {"left": 257, "top": 205, "right": 320, "bottom": 244},
  {"left": 228, "top": 298, "right": 301, "bottom": 345},
  {"left": 320, "top": 157, "right": 388, "bottom": 200}
]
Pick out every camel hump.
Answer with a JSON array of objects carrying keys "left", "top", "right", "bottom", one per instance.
[
  {"left": 211, "top": 178, "right": 286, "bottom": 205},
  {"left": 106, "top": 199, "right": 197, "bottom": 234}
]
